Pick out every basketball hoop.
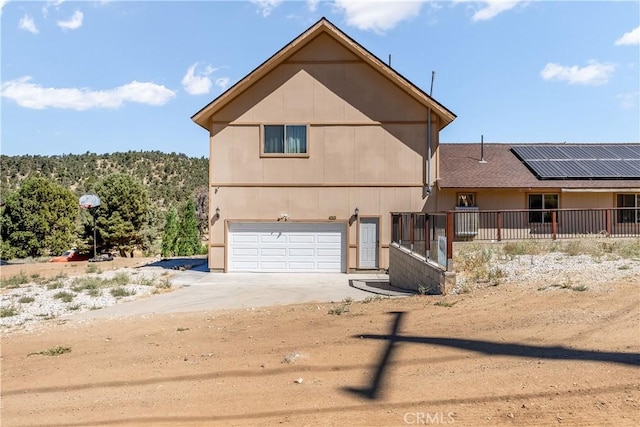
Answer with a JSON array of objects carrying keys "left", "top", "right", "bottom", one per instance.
[{"left": 79, "top": 194, "right": 101, "bottom": 210}]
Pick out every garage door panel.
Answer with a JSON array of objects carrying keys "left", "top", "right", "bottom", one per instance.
[
  {"left": 260, "top": 261, "right": 287, "bottom": 270},
  {"left": 317, "top": 248, "right": 341, "bottom": 256},
  {"left": 317, "top": 234, "right": 341, "bottom": 243},
  {"left": 260, "top": 248, "right": 287, "bottom": 257},
  {"left": 232, "top": 248, "right": 259, "bottom": 256},
  {"left": 232, "top": 261, "right": 259, "bottom": 270},
  {"left": 260, "top": 234, "right": 284, "bottom": 243},
  {"left": 289, "top": 234, "right": 315, "bottom": 243},
  {"left": 228, "top": 222, "right": 345, "bottom": 272},
  {"left": 289, "top": 248, "right": 315, "bottom": 257},
  {"left": 317, "top": 262, "right": 341, "bottom": 271},
  {"left": 233, "top": 235, "right": 259, "bottom": 243},
  {"left": 288, "top": 261, "right": 316, "bottom": 270}
]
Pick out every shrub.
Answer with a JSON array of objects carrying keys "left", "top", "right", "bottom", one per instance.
[
  {"left": 110, "top": 287, "right": 135, "bottom": 298},
  {"left": 503, "top": 240, "right": 542, "bottom": 257},
  {"left": 53, "top": 291, "right": 75, "bottom": 303},
  {"left": 28, "top": 346, "right": 71, "bottom": 357},
  {"left": 0, "top": 271, "right": 29, "bottom": 289},
  {"left": 434, "top": 300, "right": 457, "bottom": 308},
  {"left": 0, "top": 305, "right": 19, "bottom": 317}
]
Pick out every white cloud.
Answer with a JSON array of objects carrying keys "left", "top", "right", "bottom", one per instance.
[
  {"left": 333, "top": 0, "right": 423, "bottom": 33},
  {"left": 57, "top": 10, "right": 83, "bottom": 30},
  {"left": 42, "top": 0, "right": 64, "bottom": 17},
  {"left": 1, "top": 77, "right": 176, "bottom": 110},
  {"left": 182, "top": 63, "right": 217, "bottom": 95},
  {"left": 19, "top": 13, "right": 39, "bottom": 34},
  {"left": 616, "top": 91, "right": 639, "bottom": 109},
  {"left": 540, "top": 60, "right": 617, "bottom": 86},
  {"left": 615, "top": 26, "right": 640, "bottom": 46},
  {"left": 214, "top": 77, "right": 230, "bottom": 90},
  {"left": 182, "top": 63, "right": 230, "bottom": 95},
  {"left": 307, "top": 0, "right": 320, "bottom": 12},
  {"left": 0, "top": 0, "right": 10, "bottom": 16},
  {"left": 453, "top": 0, "right": 525, "bottom": 22},
  {"left": 251, "top": 0, "right": 283, "bottom": 17}
]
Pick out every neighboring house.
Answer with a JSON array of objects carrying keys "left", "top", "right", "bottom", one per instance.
[
  {"left": 192, "top": 17, "right": 455, "bottom": 272},
  {"left": 435, "top": 142, "right": 640, "bottom": 238}
]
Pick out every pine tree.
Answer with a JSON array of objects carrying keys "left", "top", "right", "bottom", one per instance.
[
  {"left": 175, "top": 199, "right": 201, "bottom": 256},
  {"left": 161, "top": 208, "right": 179, "bottom": 257},
  {"left": 92, "top": 174, "right": 149, "bottom": 257},
  {"left": 0, "top": 177, "right": 78, "bottom": 258}
]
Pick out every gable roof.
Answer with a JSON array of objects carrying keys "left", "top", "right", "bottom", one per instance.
[
  {"left": 438, "top": 143, "right": 640, "bottom": 189},
  {"left": 192, "top": 17, "right": 456, "bottom": 131}
]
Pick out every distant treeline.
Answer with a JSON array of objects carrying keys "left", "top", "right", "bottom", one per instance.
[
  {"left": 0, "top": 150, "right": 208, "bottom": 210},
  {"left": 0, "top": 151, "right": 210, "bottom": 259}
]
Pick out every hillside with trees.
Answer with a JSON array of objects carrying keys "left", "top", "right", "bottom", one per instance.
[
  {"left": 0, "top": 151, "right": 208, "bottom": 209},
  {"left": 0, "top": 151, "right": 209, "bottom": 259}
]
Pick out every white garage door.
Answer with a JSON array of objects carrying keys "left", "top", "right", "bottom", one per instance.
[{"left": 228, "top": 222, "right": 346, "bottom": 272}]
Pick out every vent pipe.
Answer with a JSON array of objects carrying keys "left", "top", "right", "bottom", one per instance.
[
  {"left": 480, "top": 134, "right": 487, "bottom": 163},
  {"left": 388, "top": 54, "right": 391, "bottom": 67}
]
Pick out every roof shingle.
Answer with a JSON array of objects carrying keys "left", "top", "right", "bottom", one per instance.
[{"left": 438, "top": 143, "right": 640, "bottom": 189}]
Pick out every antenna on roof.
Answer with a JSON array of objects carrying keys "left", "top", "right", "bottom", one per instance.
[
  {"left": 430, "top": 71, "right": 435, "bottom": 97},
  {"left": 480, "top": 135, "right": 487, "bottom": 163}
]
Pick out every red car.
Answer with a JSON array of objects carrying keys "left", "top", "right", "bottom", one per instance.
[{"left": 50, "top": 249, "right": 92, "bottom": 263}]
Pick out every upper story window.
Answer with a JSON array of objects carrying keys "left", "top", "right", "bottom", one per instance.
[
  {"left": 528, "top": 193, "right": 558, "bottom": 223},
  {"left": 617, "top": 193, "right": 639, "bottom": 223},
  {"left": 262, "top": 125, "right": 308, "bottom": 156}
]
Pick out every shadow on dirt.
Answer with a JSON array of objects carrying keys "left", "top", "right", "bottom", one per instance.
[
  {"left": 143, "top": 257, "right": 208, "bottom": 272},
  {"left": 345, "top": 311, "right": 640, "bottom": 400}
]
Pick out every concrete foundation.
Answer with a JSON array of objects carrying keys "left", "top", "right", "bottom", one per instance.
[{"left": 389, "top": 243, "right": 455, "bottom": 295}]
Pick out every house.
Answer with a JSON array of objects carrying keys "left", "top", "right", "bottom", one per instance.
[
  {"left": 434, "top": 142, "right": 640, "bottom": 239},
  {"left": 192, "top": 17, "right": 456, "bottom": 272}
]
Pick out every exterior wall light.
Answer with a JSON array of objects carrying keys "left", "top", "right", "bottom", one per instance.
[
  {"left": 354, "top": 207, "right": 359, "bottom": 218},
  {"left": 215, "top": 207, "right": 220, "bottom": 218}
]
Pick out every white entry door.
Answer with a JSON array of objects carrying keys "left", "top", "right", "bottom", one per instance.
[
  {"left": 228, "top": 222, "right": 346, "bottom": 273},
  {"left": 359, "top": 218, "right": 378, "bottom": 269}
]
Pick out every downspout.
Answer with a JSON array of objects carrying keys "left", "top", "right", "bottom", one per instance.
[{"left": 426, "top": 71, "right": 435, "bottom": 197}]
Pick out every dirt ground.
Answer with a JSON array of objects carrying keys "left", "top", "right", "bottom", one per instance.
[
  {"left": 0, "top": 257, "right": 159, "bottom": 281},
  {"left": 1, "top": 263, "right": 639, "bottom": 426}
]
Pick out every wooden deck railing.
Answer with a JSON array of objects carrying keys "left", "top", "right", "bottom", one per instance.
[{"left": 391, "top": 208, "right": 640, "bottom": 272}]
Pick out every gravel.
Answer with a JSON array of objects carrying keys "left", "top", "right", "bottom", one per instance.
[
  {"left": 3, "top": 252, "right": 639, "bottom": 332},
  {"left": 1, "top": 268, "right": 174, "bottom": 332},
  {"left": 453, "top": 252, "right": 640, "bottom": 294}
]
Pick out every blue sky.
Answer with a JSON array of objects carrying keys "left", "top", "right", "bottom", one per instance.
[{"left": 1, "top": 0, "right": 639, "bottom": 158}]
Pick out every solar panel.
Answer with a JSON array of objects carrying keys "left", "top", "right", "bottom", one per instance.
[{"left": 511, "top": 144, "right": 640, "bottom": 180}]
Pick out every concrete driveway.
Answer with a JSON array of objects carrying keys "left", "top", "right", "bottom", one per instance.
[{"left": 72, "top": 266, "right": 412, "bottom": 321}]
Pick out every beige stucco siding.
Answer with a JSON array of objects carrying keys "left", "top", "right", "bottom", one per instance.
[
  {"left": 206, "top": 31, "right": 444, "bottom": 271},
  {"left": 211, "top": 123, "right": 433, "bottom": 185},
  {"left": 208, "top": 186, "right": 425, "bottom": 271},
  {"left": 437, "top": 189, "right": 620, "bottom": 212},
  {"left": 434, "top": 189, "right": 630, "bottom": 241}
]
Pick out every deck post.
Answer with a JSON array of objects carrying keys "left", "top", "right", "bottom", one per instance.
[{"left": 446, "top": 211, "right": 454, "bottom": 271}]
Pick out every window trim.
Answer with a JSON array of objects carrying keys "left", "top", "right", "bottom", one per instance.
[
  {"left": 260, "top": 124, "right": 310, "bottom": 158},
  {"left": 527, "top": 193, "right": 559, "bottom": 224}
]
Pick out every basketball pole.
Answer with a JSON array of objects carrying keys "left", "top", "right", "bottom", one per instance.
[{"left": 92, "top": 209, "right": 97, "bottom": 259}]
